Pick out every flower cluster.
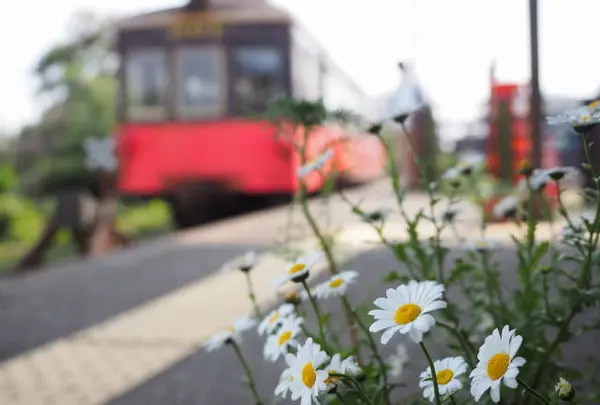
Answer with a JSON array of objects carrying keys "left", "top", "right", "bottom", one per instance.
[{"left": 196, "top": 99, "right": 598, "bottom": 405}]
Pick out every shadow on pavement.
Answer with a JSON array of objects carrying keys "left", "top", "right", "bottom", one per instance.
[
  {"left": 0, "top": 243, "right": 267, "bottom": 362},
  {"left": 107, "top": 244, "right": 600, "bottom": 405}
]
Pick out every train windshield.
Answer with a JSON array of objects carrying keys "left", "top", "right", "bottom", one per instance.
[
  {"left": 175, "top": 46, "right": 224, "bottom": 118},
  {"left": 125, "top": 49, "right": 168, "bottom": 121},
  {"left": 231, "top": 46, "right": 286, "bottom": 114}
]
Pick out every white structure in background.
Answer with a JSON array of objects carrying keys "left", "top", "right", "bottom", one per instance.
[
  {"left": 388, "top": 62, "right": 426, "bottom": 120},
  {"left": 84, "top": 137, "right": 118, "bottom": 172}
]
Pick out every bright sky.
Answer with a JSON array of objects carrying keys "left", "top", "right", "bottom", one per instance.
[{"left": 0, "top": 0, "right": 599, "bottom": 135}]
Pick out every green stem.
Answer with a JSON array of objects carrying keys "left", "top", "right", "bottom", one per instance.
[
  {"left": 230, "top": 340, "right": 264, "bottom": 405},
  {"left": 437, "top": 321, "right": 476, "bottom": 367},
  {"left": 330, "top": 373, "right": 374, "bottom": 405},
  {"left": 528, "top": 134, "right": 600, "bottom": 395},
  {"left": 335, "top": 390, "right": 351, "bottom": 405},
  {"left": 300, "top": 280, "right": 328, "bottom": 350},
  {"left": 518, "top": 377, "right": 552, "bottom": 405},
  {"left": 341, "top": 296, "right": 391, "bottom": 405},
  {"left": 244, "top": 272, "right": 261, "bottom": 319},
  {"left": 298, "top": 182, "right": 339, "bottom": 275},
  {"left": 450, "top": 396, "right": 458, "bottom": 405},
  {"left": 419, "top": 342, "right": 443, "bottom": 405}
]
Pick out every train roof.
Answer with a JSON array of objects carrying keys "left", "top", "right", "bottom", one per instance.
[{"left": 117, "top": 0, "right": 292, "bottom": 31}]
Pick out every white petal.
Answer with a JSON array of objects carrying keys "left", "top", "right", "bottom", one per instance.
[
  {"left": 490, "top": 383, "right": 501, "bottom": 403},
  {"left": 381, "top": 325, "right": 401, "bottom": 344},
  {"left": 509, "top": 335, "right": 523, "bottom": 358},
  {"left": 369, "top": 319, "right": 396, "bottom": 333},
  {"left": 408, "top": 327, "right": 423, "bottom": 343},
  {"left": 373, "top": 297, "right": 393, "bottom": 310},
  {"left": 503, "top": 377, "right": 518, "bottom": 389},
  {"left": 423, "top": 385, "right": 435, "bottom": 402},
  {"left": 413, "top": 313, "right": 435, "bottom": 332},
  {"left": 423, "top": 300, "right": 447, "bottom": 312},
  {"left": 511, "top": 356, "right": 526, "bottom": 367},
  {"left": 504, "top": 367, "right": 520, "bottom": 379},
  {"left": 470, "top": 377, "right": 490, "bottom": 401},
  {"left": 369, "top": 309, "right": 393, "bottom": 320}
]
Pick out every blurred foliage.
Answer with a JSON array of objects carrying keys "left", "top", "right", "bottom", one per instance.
[
  {"left": 0, "top": 164, "right": 17, "bottom": 193},
  {"left": 15, "top": 11, "right": 118, "bottom": 197},
  {"left": 116, "top": 200, "right": 173, "bottom": 237}
]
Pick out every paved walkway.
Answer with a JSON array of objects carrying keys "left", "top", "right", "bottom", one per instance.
[{"left": 0, "top": 182, "right": 577, "bottom": 405}]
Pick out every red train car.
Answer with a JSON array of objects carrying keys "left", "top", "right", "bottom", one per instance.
[
  {"left": 487, "top": 77, "right": 559, "bottom": 211},
  {"left": 114, "top": 0, "right": 386, "bottom": 227}
]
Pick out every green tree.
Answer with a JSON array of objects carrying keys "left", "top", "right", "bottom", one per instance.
[{"left": 17, "top": 11, "right": 117, "bottom": 197}]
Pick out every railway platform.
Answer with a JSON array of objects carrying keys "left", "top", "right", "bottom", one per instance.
[{"left": 0, "top": 180, "right": 592, "bottom": 405}]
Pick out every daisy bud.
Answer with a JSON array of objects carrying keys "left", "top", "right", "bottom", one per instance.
[
  {"left": 540, "top": 265, "right": 552, "bottom": 274},
  {"left": 519, "top": 159, "right": 534, "bottom": 177},
  {"left": 284, "top": 291, "right": 301, "bottom": 306},
  {"left": 555, "top": 377, "right": 575, "bottom": 401},
  {"left": 368, "top": 123, "right": 383, "bottom": 135},
  {"left": 449, "top": 180, "right": 461, "bottom": 189},
  {"left": 393, "top": 112, "right": 410, "bottom": 124}
]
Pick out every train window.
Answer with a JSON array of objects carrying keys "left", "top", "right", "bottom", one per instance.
[
  {"left": 175, "top": 46, "right": 224, "bottom": 119},
  {"left": 291, "top": 44, "right": 320, "bottom": 101},
  {"left": 125, "top": 49, "right": 168, "bottom": 121},
  {"left": 231, "top": 46, "right": 286, "bottom": 114}
]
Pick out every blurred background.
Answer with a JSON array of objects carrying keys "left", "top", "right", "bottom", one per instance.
[{"left": 0, "top": 0, "right": 598, "bottom": 273}]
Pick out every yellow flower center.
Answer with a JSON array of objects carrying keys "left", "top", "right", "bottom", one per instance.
[
  {"left": 394, "top": 303, "right": 422, "bottom": 324},
  {"left": 582, "top": 115, "right": 591, "bottom": 122},
  {"left": 268, "top": 311, "right": 280, "bottom": 324},
  {"left": 436, "top": 369, "right": 454, "bottom": 385},
  {"left": 329, "top": 278, "right": 344, "bottom": 288},
  {"left": 487, "top": 353, "right": 510, "bottom": 380},
  {"left": 288, "top": 263, "right": 306, "bottom": 274},
  {"left": 301, "top": 362, "right": 316, "bottom": 387},
  {"left": 475, "top": 240, "right": 488, "bottom": 248},
  {"left": 325, "top": 370, "right": 339, "bottom": 385},
  {"left": 277, "top": 330, "right": 292, "bottom": 346},
  {"left": 589, "top": 100, "right": 600, "bottom": 108}
]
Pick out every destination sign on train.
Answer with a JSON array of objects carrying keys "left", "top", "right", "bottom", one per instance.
[{"left": 169, "top": 15, "right": 223, "bottom": 39}]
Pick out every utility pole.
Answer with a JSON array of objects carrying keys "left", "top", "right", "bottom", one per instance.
[{"left": 529, "top": 0, "right": 542, "bottom": 170}]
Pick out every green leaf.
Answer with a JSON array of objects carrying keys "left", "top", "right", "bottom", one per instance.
[
  {"left": 531, "top": 241, "right": 551, "bottom": 268},
  {"left": 391, "top": 243, "right": 409, "bottom": 262}
]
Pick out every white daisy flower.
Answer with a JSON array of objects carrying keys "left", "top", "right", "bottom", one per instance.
[
  {"left": 517, "top": 169, "right": 551, "bottom": 193},
  {"left": 274, "top": 251, "right": 324, "bottom": 286},
  {"left": 493, "top": 195, "right": 521, "bottom": 220},
  {"left": 469, "top": 325, "right": 526, "bottom": 403},
  {"left": 461, "top": 238, "right": 500, "bottom": 252},
  {"left": 203, "top": 317, "right": 256, "bottom": 352},
  {"left": 544, "top": 166, "right": 578, "bottom": 182},
  {"left": 442, "top": 157, "right": 482, "bottom": 181},
  {"left": 387, "top": 344, "right": 409, "bottom": 379},
  {"left": 547, "top": 105, "right": 600, "bottom": 132},
  {"left": 264, "top": 316, "right": 304, "bottom": 362},
  {"left": 225, "top": 250, "right": 258, "bottom": 272},
  {"left": 324, "top": 353, "right": 362, "bottom": 388},
  {"left": 314, "top": 271, "right": 359, "bottom": 300},
  {"left": 258, "top": 303, "right": 296, "bottom": 336},
  {"left": 419, "top": 356, "right": 468, "bottom": 403},
  {"left": 297, "top": 149, "right": 334, "bottom": 177},
  {"left": 275, "top": 367, "right": 294, "bottom": 399},
  {"left": 284, "top": 337, "right": 330, "bottom": 405},
  {"left": 368, "top": 280, "right": 447, "bottom": 344}
]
